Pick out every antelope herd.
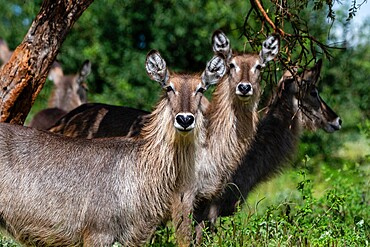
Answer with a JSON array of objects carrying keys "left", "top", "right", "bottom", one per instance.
[{"left": 0, "top": 30, "right": 341, "bottom": 246}]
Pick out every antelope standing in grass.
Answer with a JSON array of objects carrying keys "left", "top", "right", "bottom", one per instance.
[
  {"left": 193, "top": 60, "right": 342, "bottom": 242},
  {"left": 171, "top": 31, "right": 280, "bottom": 246},
  {"left": 28, "top": 60, "right": 91, "bottom": 130},
  {"left": 0, "top": 50, "right": 225, "bottom": 246}
]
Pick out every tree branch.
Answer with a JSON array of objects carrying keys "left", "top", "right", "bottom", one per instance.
[
  {"left": 253, "top": 0, "right": 289, "bottom": 37},
  {"left": 0, "top": 0, "right": 93, "bottom": 124}
]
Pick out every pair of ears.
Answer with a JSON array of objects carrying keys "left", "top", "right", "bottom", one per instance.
[{"left": 145, "top": 31, "right": 281, "bottom": 92}]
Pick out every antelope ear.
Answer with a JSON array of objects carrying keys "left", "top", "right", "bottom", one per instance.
[
  {"left": 79, "top": 60, "right": 91, "bottom": 78},
  {"left": 201, "top": 54, "right": 227, "bottom": 89},
  {"left": 212, "top": 30, "right": 232, "bottom": 61},
  {"left": 145, "top": 50, "right": 169, "bottom": 88},
  {"left": 302, "top": 59, "right": 322, "bottom": 85},
  {"left": 258, "top": 34, "right": 280, "bottom": 68},
  {"left": 48, "top": 61, "right": 63, "bottom": 84},
  {"left": 77, "top": 60, "right": 91, "bottom": 85}
]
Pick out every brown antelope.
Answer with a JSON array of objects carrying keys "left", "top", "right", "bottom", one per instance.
[
  {"left": 193, "top": 60, "right": 342, "bottom": 242},
  {"left": 0, "top": 50, "right": 226, "bottom": 246},
  {"left": 171, "top": 31, "right": 280, "bottom": 246},
  {"left": 28, "top": 60, "right": 91, "bottom": 130},
  {"left": 0, "top": 38, "right": 13, "bottom": 66}
]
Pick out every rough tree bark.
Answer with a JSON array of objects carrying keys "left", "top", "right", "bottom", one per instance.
[{"left": 0, "top": 0, "right": 94, "bottom": 124}]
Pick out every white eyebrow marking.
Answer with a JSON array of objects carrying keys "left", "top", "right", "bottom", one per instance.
[
  {"left": 169, "top": 81, "right": 179, "bottom": 95},
  {"left": 231, "top": 58, "right": 241, "bottom": 73},
  {"left": 250, "top": 60, "right": 262, "bottom": 74}
]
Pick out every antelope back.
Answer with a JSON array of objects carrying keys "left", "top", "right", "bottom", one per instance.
[
  {"left": 48, "top": 103, "right": 150, "bottom": 138},
  {"left": 281, "top": 60, "right": 342, "bottom": 132},
  {"left": 48, "top": 60, "right": 91, "bottom": 112},
  {"left": 28, "top": 108, "right": 67, "bottom": 130},
  {"left": 212, "top": 30, "right": 279, "bottom": 108}
]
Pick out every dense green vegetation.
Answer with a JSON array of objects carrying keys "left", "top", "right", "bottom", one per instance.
[{"left": 0, "top": 0, "right": 369, "bottom": 246}]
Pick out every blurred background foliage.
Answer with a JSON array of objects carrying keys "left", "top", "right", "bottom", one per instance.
[{"left": 0, "top": 0, "right": 369, "bottom": 234}]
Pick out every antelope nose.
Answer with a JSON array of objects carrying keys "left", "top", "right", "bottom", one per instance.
[
  {"left": 237, "top": 83, "right": 252, "bottom": 95},
  {"left": 326, "top": 117, "right": 342, "bottom": 133},
  {"left": 331, "top": 117, "right": 342, "bottom": 130},
  {"left": 175, "top": 113, "right": 195, "bottom": 131}
]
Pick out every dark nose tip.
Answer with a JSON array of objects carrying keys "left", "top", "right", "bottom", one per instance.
[
  {"left": 238, "top": 83, "right": 252, "bottom": 95},
  {"left": 176, "top": 114, "right": 195, "bottom": 129},
  {"left": 338, "top": 118, "right": 342, "bottom": 126}
]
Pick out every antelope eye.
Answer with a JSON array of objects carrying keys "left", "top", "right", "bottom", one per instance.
[
  {"left": 196, "top": 87, "right": 206, "bottom": 94},
  {"left": 310, "top": 89, "right": 318, "bottom": 97},
  {"left": 255, "top": 64, "right": 262, "bottom": 70},
  {"left": 229, "top": 62, "right": 236, "bottom": 69},
  {"left": 166, "top": 85, "right": 175, "bottom": 93}
]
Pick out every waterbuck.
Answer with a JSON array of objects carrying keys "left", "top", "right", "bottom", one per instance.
[
  {"left": 172, "top": 31, "right": 280, "bottom": 246},
  {"left": 0, "top": 50, "right": 225, "bottom": 246},
  {"left": 193, "top": 60, "right": 342, "bottom": 242},
  {"left": 28, "top": 60, "right": 91, "bottom": 130}
]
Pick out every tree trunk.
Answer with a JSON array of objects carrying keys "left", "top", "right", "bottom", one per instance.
[{"left": 0, "top": 0, "right": 94, "bottom": 124}]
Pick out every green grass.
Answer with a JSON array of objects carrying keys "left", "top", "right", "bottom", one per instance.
[{"left": 149, "top": 163, "right": 369, "bottom": 247}]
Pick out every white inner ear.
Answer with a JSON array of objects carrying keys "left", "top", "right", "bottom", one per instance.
[{"left": 260, "top": 35, "right": 279, "bottom": 64}]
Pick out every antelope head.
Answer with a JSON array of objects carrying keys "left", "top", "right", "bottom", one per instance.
[
  {"left": 48, "top": 60, "right": 91, "bottom": 111},
  {"left": 212, "top": 30, "right": 279, "bottom": 108},
  {"left": 281, "top": 59, "right": 342, "bottom": 133},
  {"left": 146, "top": 50, "right": 226, "bottom": 135}
]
